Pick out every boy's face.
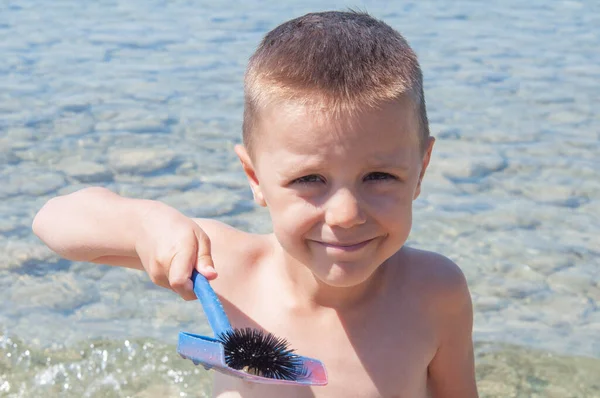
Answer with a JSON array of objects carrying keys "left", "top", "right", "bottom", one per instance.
[{"left": 236, "top": 97, "right": 434, "bottom": 288}]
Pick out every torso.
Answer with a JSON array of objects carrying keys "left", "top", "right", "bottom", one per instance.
[{"left": 198, "top": 220, "right": 440, "bottom": 398}]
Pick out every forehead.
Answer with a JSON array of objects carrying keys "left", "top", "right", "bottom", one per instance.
[{"left": 254, "top": 97, "right": 421, "bottom": 157}]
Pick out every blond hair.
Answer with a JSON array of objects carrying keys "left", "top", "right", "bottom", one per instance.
[{"left": 243, "top": 11, "right": 429, "bottom": 155}]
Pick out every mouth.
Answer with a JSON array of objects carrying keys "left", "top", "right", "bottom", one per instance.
[{"left": 312, "top": 238, "right": 375, "bottom": 252}]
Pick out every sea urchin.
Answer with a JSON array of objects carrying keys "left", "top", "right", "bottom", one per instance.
[{"left": 218, "top": 328, "right": 309, "bottom": 380}]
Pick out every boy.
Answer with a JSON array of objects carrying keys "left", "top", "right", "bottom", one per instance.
[{"left": 33, "top": 11, "right": 478, "bottom": 398}]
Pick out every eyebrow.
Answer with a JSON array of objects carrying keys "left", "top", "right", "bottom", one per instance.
[
  {"left": 275, "top": 152, "right": 413, "bottom": 179},
  {"left": 362, "top": 153, "right": 413, "bottom": 170},
  {"left": 274, "top": 154, "right": 327, "bottom": 176}
]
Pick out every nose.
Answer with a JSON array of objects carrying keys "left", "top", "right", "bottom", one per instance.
[{"left": 324, "top": 188, "right": 366, "bottom": 229}]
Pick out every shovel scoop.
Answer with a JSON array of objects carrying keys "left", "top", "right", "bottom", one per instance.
[{"left": 177, "top": 270, "right": 328, "bottom": 386}]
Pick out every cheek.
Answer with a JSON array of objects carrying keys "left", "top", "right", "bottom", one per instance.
[
  {"left": 266, "top": 193, "right": 321, "bottom": 241},
  {"left": 367, "top": 190, "right": 414, "bottom": 232},
  {"left": 366, "top": 187, "right": 414, "bottom": 213}
]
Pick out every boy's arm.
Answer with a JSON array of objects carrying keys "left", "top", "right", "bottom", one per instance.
[
  {"left": 33, "top": 187, "right": 148, "bottom": 266},
  {"left": 32, "top": 187, "right": 216, "bottom": 300},
  {"left": 427, "top": 260, "right": 479, "bottom": 398}
]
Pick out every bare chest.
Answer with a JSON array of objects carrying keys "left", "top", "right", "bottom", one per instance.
[{"left": 214, "top": 297, "right": 436, "bottom": 398}]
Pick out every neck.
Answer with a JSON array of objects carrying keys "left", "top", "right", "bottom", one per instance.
[{"left": 267, "top": 235, "right": 390, "bottom": 311}]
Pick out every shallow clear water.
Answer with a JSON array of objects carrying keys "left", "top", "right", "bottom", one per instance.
[{"left": 1, "top": 0, "right": 599, "bottom": 396}]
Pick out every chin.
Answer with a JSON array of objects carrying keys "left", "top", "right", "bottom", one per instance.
[{"left": 313, "top": 261, "right": 380, "bottom": 288}]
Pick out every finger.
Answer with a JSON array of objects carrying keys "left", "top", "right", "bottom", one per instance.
[
  {"left": 195, "top": 229, "right": 217, "bottom": 280},
  {"left": 146, "top": 260, "right": 172, "bottom": 290},
  {"left": 169, "top": 248, "right": 197, "bottom": 301}
]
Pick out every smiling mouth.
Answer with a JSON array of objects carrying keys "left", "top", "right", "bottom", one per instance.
[{"left": 313, "top": 238, "right": 375, "bottom": 252}]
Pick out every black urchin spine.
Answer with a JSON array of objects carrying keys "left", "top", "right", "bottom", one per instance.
[{"left": 218, "top": 328, "right": 309, "bottom": 381}]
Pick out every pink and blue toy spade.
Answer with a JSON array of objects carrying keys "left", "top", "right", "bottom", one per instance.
[{"left": 177, "top": 270, "right": 328, "bottom": 386}]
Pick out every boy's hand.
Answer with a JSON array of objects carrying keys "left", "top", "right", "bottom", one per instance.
[{"left": 135, "top": 202, "right": 217, "bottom": 301}]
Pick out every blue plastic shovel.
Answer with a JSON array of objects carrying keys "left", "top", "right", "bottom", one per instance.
[{"left": 177, "top": 270, "right": 328, "bottom": 386}]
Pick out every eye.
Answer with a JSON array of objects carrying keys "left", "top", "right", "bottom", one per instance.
[
  {"left": 293, "top": 174, "right": 326, "bottom": 184},
  {"left": 364, "top": 172, "right": 398, "bottom": 182}
]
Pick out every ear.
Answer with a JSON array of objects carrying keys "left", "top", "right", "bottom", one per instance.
[
  {"left": 413, "top": 137, "right": 435, "bottom": 200},
  {"left": 234, "top": 144, "right": 266, "bottom": 207}
]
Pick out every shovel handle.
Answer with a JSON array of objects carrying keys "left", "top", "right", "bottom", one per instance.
[{"left": 192, "top": 269, "right": 232, "bottom": 336}]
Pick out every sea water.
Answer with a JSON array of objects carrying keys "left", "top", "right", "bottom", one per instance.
[{"left": 1, "top": 0, "right": 599, "bottom": 396}]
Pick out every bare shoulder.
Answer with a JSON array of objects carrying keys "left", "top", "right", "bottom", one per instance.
[
  {"left": 192, "top": 218, "right": 269, "bottom": 262},
  {"left": 401, "top": 248, "right": 478, "bottom": 396},
  {"left": 400, "top": 246, "right": 471, "bottom": 313},
  {"left": 192, "top": 218, "right": 260, "bottom": 248},
  {"left": 192, "top": 218, "right": 270, "bottom": 284}
]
